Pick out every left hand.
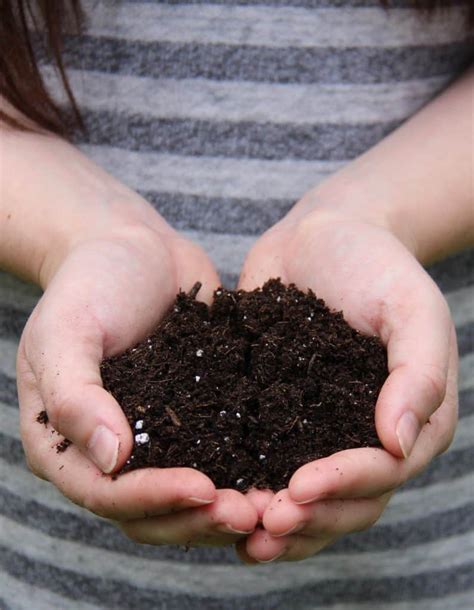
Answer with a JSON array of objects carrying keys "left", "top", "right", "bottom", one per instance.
[{"left": 234, "top": 193, "right": 458, "bottom": 563}]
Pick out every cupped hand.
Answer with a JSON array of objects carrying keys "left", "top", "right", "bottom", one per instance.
[
  {"left": 17, "top": 212, "right": 258, "bottom": 546},
  {"left": 235, "top": 197, "right": 458, "bottom": 563}
]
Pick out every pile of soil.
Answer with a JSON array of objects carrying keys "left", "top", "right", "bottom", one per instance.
[{"left": 99, "top": 279, "right": 387, "bottom": 492}]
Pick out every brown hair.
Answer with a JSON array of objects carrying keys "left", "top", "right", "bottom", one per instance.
[
  {"left": 0, "top": 0, "right": 471, "bottom": 137},
  {"left": 0, "top": 0, "right": 84, "bottom": 135}
]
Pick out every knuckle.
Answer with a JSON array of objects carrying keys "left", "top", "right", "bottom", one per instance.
[
  {"left": 121, "top": 524, "right": 149, "bottom": 545},
  {"left": 433, "top": 412, "right": 457, "bottom": 456},
  {"left": 356, "top": 506, "right": 384, "bottom": 532},
  {"left": 421, "top": 366, "right": 447, "bottom": 408},
  {"left": 24, "top": 453, "right": 48, "bottom": 481},
  {"left": 82, "top": 488, "right": 110, "bottom": 519},
  {"left": 47, "top": 389, "right": 77, "bottom": 433}
]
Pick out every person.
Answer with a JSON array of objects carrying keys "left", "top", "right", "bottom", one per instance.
[{"left": 0, "top": 0, "right": 473, "bottom": 607}]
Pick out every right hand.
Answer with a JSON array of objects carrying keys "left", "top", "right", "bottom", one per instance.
[{"left": 17, "top": 211, "right": 258, "bottom": 546}]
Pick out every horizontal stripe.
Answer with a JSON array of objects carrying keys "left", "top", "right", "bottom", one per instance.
[
  {"left": 0, "top": 272, "right": 41, "bottom": 311},
  {"left": 402, "top": 445, "right": 474, "bottom": 491},
  {"left": 45, "top": 37, "right": 473, "bottom": 85},
  {"left": 222, "top": 272, "right": 240, "bottom": 289},
  {"left": 0, "top": 451, "right": 89, "bottom": 518},
  {"left": 79, "top": 144, "right": 343, "bottom": 200},
  {"left": 81, "top": 2, "right": 470, "bottom": 48},
  {"left": 426, "top": 249, "right": 474, "bottom": 293},
  {"left": 1, "top": 445, "right": 473, "bottom": 547},
  {"left": 383, "top": 472, "right": 474, "bottom": 524},
  {"left": 1, "top": 520, "right": 474, "bottom": 602},
  {"left": 43, "top": 67, "right": 451, "bottom": 125},
  {"left": 0, "top": 306, "right": 28, "bottom": 347},
  {"left": 0, "top": 371, "right": 17, "bottom": 406},
  {"left": 2, "top": 478, "right": 473, "bottom": 561},
  {"left": 183, "top": 230, "right": 257, "bottom": 276},
  {"left": 127, "top": 0, "right": 469, "bottom": 7},
  {"left": 312, "top": 591, "right": 474, "bottom": 610},
  {"left": 0, "top": 571, "right": 100, "bottom": 610},
  {"left": 142, "top": 190, "right": 293, "bottom": 235},
  {"left": 4, "top": 582, "right": 471, "bottom": 610},
  {"left": 458, "top": 322, "right": 474, "bottom": 357},
  {"left": 3, "top": 545, "right": 474, "bottom": 609},
  {"left": 459, "top": 353, "right": 474, "bottom": 392},
  {"left": 446, "top": 285, "right": 474, "bottom": 327},
  {"left": 77, "top": 109, "right": 400, "bottom": 161},
  {"left": 450, "top": 413, "right": 474, "bottom": 452},
  {"left": 0, "top": 339, "right": 17, "bottom": 378}
]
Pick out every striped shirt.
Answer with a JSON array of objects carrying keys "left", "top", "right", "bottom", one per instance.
[{"left": 1, "top": 1, "right": 473, "bottom": 608}]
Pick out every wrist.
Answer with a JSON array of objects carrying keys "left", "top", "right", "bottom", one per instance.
[
  {"left": 286, "top": 178, "right": 419, "bottom": 259},
  {"left": 0, "top": 130, "right": 173, "bottom": 288}
]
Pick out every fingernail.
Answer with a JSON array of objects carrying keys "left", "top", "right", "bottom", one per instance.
[
  {"left": 293, "top": 495, "right": 323, "bottom": 505},
  {"left": 87, "top": 425, "right": 119, "bottom": 473},
  {"left": 187, "top": 496, "right": 215, "bottom": 506},
  {"left": 216, "top": 523, "right": 255, "bottom": 535},
  {"left": 396, "top": 410, "right": 421, "bottom": 458},
  {"left": 256, "top": 549, "right": 287, "bottom": 563},
  {"left": 273, "top": 523, "right": 304, "bottom": 537}
]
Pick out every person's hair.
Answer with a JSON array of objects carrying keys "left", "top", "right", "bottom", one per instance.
[{"left": 0, "top": 0, "right": 472, "bottom": 136}]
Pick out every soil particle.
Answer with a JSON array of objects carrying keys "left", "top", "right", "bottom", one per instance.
[{"left": 99, "top": 279, "right": 388, "bottom": 491}]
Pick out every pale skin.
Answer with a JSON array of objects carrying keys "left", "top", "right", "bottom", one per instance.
[{"left": 0, "top": 66, "right": 472, "bottom": 560}]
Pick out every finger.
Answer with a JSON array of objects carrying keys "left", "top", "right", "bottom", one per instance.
[
  {"left": 120, "top": 489, "right": 258, "bottom": 546},
  {"left": 170, "top": 236, "right": 222, "bottom": 304},
  {"left": 19, "top": 384, "right": 217, "bottom": 519},
  {"left": 244, "top": 488, "right": 275, "bottom": 522},
  {"left": 375, "top": 285, "right": 452, "bottom": 459},
  {"left": 235, "top": 538, "right": 260, "bottom": 565},
  {"left": 288, "top": 447, "right": 404, "bottom": 504},
  {"left": 242, "top": 527, "right": 289, "bottom": 563},
  {"left": 266, "top": 534, "right": 333, "bottom": 562},
  {"left": 241, "top": 527, "right": 333, "bottom": 563},
  {"left": 237, "top": 230, "right": 288, "bottom": 291},
  {"left": 19, "top": 319, "right": 133, "bottom": 474},
  {"left": 288, "top": 386, "right": 456, "bottom": 505},
  {"left": 262, "top": 489, "right": 391, "bottom": 538}
]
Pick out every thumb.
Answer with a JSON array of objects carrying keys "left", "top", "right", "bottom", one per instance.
[
  {"left": 375, "top": 291, "right": 453, "bottom": 459},
  {"left": 24, "top": 309, "right": 133, "bottom": 474},
  {"left": 238, "top": 230, "right": 288, "bottom": 291}
]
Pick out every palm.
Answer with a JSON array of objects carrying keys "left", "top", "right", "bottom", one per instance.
[
  {"left": 236, "top": 210, "right": 457, "bottom": 563},
  {"left": 18, "top": 228, "right": 259, "bottom": 545}
]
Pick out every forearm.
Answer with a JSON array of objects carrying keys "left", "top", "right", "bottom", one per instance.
[
  {"left": 297, "top": 65, "right": 474, "bottom": 264},
  {"left": 0, "top": 128, "right": 171, "bottom": 288}
]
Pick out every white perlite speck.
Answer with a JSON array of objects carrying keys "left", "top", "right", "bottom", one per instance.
[
  {"left": 259, "top": 454, "right": 266, "bottom": 460},
  {"left": 236, "top": 478, "right": 244, "bottom": 485},
  {"left": 195, "top": 375, "right": 201, "bottom": 382},
  {"left": 196, "top": 349, "right": 204, "bottom": 357},
  {"left": 236, "top": 412, "right": 241, "bottom": 418},
  {"left": 219, "top": 410, "right": 227, "bottom": 416},
  {"left": 135, "top": 433, "right": 149, "bottom": 445},
  {"left": 135, "top": 420, "right": 144, "bottom": 430}
]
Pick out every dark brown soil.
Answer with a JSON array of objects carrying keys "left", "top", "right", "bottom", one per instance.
[{"left": 99, "top": 279, "right": 388, "bottom": 492}]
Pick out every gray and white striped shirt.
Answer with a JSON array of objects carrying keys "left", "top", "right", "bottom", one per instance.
[{"left": 1, "top": 1, "right": 473, "bottom": 608}]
